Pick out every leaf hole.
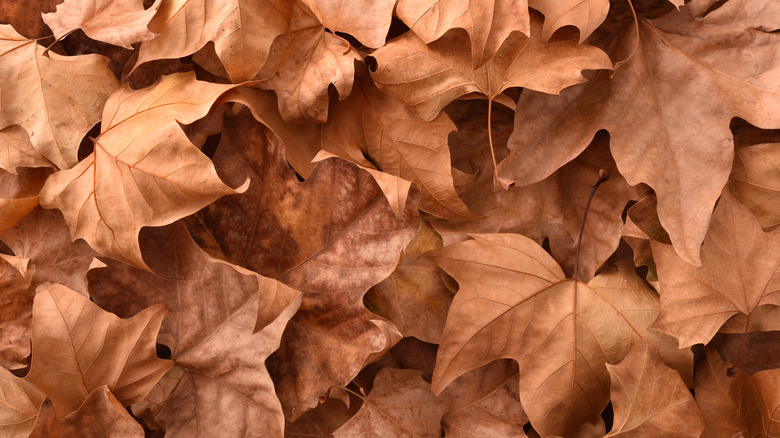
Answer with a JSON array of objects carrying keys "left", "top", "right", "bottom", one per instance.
[
  {"left": 201, "top": 132, "right": 222, "bottom": 159},
  {"left": 156, "top": 343, "right": 172, "bottom": 360}
]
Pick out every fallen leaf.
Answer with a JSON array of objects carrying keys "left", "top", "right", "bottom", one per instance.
[
  {"left": 0, "top": 367, "right": 45, "bottom": 438},
  {"left": 298, "top": 0, "right": 394, "bottom": 49},
  {"left": 0, "top": 0, "right": 60, "bottom": 39},
  {"left": 651, "top": 189, "right": 780, "bottom": 348},
  {"left": 40, "top": 72, "right": 247, "bottom": 270},
  {"left": 333, "top": 368, "right": 447, "bottom": 438},
  {"left": 88, "top": 223, "right": 301, "bottom": 437},
  {"left": 0, "top": 255, "right": 33, "bottom": 370},
  {"left": 605, "top": 340, "right": 703, "bottom": 437},
  {"left": 0, "top": 126, "right": 51, "bottom": 173},
  {"left": 42, "top": 0, "right": 161, "bottom": 49},
  {"left": 0, "top": 24, "right": 119, "bottom": 169},
  {"left": 711, "top": 330, "right": 780, "bottom": 375},
  {"left": 528, "top": 0, "right": 610, "bottom": 42},
  {"left": 730, "top": 143, "right": 780, "bottom": 230},
  {"left": 0, "top": 167, "right": 50, "bottom": 233}
]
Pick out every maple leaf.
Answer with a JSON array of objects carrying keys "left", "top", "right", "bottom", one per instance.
[
  {"left": 395, "top": 0, "right": 530, "bottom": 68},
  {"left": 730, "top": 142, "right": 780, "bottom": 230},
  {"left": 651, "top": 189, "right": 780, "bottom": 348},
  {"left": 605, "top": 340, "right": 703, "bottom": 437},
  {"left": 298, "top": 0, "right": 394, "bottom": 49},
  {"left": 0, "top": 167, "right": 49, "bottom": 233},
  {"left": 88, "top": 223, "right": 301, "bottom": 437},
  {"left": 0, "top": 24, "right": 119, "bottom": 170},
  {"left": 528, "top": 0, "right": 610, "bottom": 42},
  {"left": 42, "top": 0, "right": 162, "bottom": 49},
  {"left": 0, "top": 283, "right": 171, "bottom": 437},
  {"left": 333, "top": 368, "right": 447, "bottom": 438},
  {"left": 497, "top": 0, "right": 780, "bottom": 265},
  {"left": 136, "top": 0, "right": 291, "bottom": 82},
  {"left": 40, "top": 72, "right": 248, "bottom": 270},
  {"left": 198, "top": 111, "right": 417, "bottom": 419},
  {"left": 429, "top": 235, "right": 690, "bottom": 436}
]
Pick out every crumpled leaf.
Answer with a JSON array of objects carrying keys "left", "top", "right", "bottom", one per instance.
[
  {"left": 42, "top": 0, "right": 162, "bottom": 49},
  {"left": 333, "top": 368, "right": 447, "bottom": 438},
  {"left": 497, "top": 0, "right": 780, "bottom": 266},
  {"left": 88, "top": 223, "right": 301, "bottom": 437},
  {"left": 395, "top": 0, "right": 530, "bottom": 68},
  {"left": 40, "top": 72, "right": 247, "bottom": 270},
  {"left": 730, "top": 143, "right": 780, "bottom": 230},
  {"left": 695, "top": 347, "right": 780, "bottom": 438},
  {"left": 528, "top": 0, "right": 610, "bottom": 42},
  {"left": 136, "top": 0, "right": 292, "bottom": 82},
  {"left": 370, "top": 13, "right": 612, "bottom": 122},
  {"left": 0, "top": 24, "right": 119, "bottom": 170},
  {"left": 430, "top": 235, "right": 690, "bottom": 436},
  {"left": 298, "top": 0, "right": 394, "bottom": 49},
  {"left": 651, "top": 189, "right": 780, "bottom": 348},
  {"left": 0, "top": 167, "right": 50, "bottom": 233},
  {"left": 606, "top": 340, "right": 703, "bottom": 437},
  {"left": 0, "top": 254, "right": 33, "bottom": 370},
  {"left": 199, "top": 110, "right": 418, "bottom": 419},
  {"left": 29, "top": 387, "right": 144, "bottom": 438}
]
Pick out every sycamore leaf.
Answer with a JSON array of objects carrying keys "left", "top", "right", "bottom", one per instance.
[
  {"left": 395, "top": 0, "right": 530, "bottom": 68},
  {"left": 198, "top": 111, "right": 417, "bottom": 419},
  {"left": 136, "top": 0, "right": 292, "bottom": 82},
  {"left": 298, "top": 0, "right": 394, "bottom": 49},
  {"left": 0, "top": 167, "right": 49, "bottom": 233},
  {"left": 695, "top": 347, "right": 780, "bottom": 437},
  {"left": 42, "top": 0, "right": 162, "bottom": 49},
  {"left": 730, "top": 143, "right": 780, "bottom": 230},
  {"left": 0, "top": 25, "right": 118, "bottom": 169},
  {"left": 29, "top": 388, "right": 144, "bottom": 438},
  {"left": 430, "top": 235, "right": 690, "bottom": 436},
  {"left": 256, "top": 5, "right": 360, "bottom": 123},
  {"left": 88, "top": 223, "right": 300, "bottom": 437},
  {"left": 651, "top": 190, "right": 780, "bottom": 347},
  {"left": 370, "top": 13, "right": 612, "bottom": 122},
  {"left": 333, "top": 368, "right": 447, "bottom": 438},
  {"left": 40, "top": 72, "right": 247, "bottom": 270},
  {"left": 497, "top": 0, "right": 780, "bottom": 266},
  {"left": 0, "top": 255, "right": 33, "bottom": 370},
  {"left": 606, "top": 340, "right": 703, "bottom": 437},
  {"left": 528, "top": 0, "right": 610, "bottom": 42}
]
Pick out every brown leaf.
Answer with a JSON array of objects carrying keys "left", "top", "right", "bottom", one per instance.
[
  {"left": 0, "top": 126, "right": 51, "bottom": 173},
  {"left": 730, "top": 143, "right": 780, "bottom": 230},
  {"left": 498, "top": 0, "right": 780, "bottom": 266},
  {"left": 395, "top": 0, "right": 530, "bottom": 68},
  {"left": 285, "top": 396, "right": 360, "bottom": 438},
  {"left": 370, "top": 13, "right": 611, "bottom": 122},
  {"left": 298, "top": 0, "right": 394, "bottom": 49},
  {"left": 711, "top": 330, "right": 780, "bottom": 375},
  {"left": 29, "top": 387, "right": 144, "bottom": 438},
  {"left": 40, "top": 72, "right": 247, "bottom": 270},
  {"left": 199, "top": 110, "right": 418, "bottom": 419},
  {"left": 528, "top": 0, "right": 610, "bottom": 42},
  {"left": 605, "top": 340, "right": 703, "bottom": 437},
  {"left": 695, "top": 347, "right": 780, "bottom": 437},
  {"left": 42, "top": 0, "right": 161, "bottom": 49},
  {"left": 0, "top": 367, "right": 45, "bottom": 437},
  {"left": 88, "top": 223, "right": 301, "bottom": 437},
  {"left": 333, "top": 368, "right": 447, "bottom": 438},
  {"left": 137, "top": 0, "right": 291, "bottom": 82},
  {"left": 0, "top": 255, "right": 33, "bottom": 370},
  {"left": 430, "top": 235, "right": 690, "bottom": 436},
  {"left": 0, "top": 167, "right": 50, "bottom": 233},
  {"left": 0, "top": 0, "right": 60, "bottom": 39},
  {"left": 651, "top": 189, "right": 780, "bottom": 347},
  {"left": 0, "top": 25, "right": 119, "bottom": 170}
]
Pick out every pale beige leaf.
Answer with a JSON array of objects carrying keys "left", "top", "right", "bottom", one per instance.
[{"left": 730, "top": 143, "right": 780, "bottom": 230}]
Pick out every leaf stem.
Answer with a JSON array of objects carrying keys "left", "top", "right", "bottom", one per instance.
[
  {"left": 487, "top": 97, "right": 514, "bottom": 190},
  {"left": 612, "top": 0, "right": 641, "bottom": 74},
  {"left": 573, "top": 169, "right": 610, "bottom": 281},
  {"left": 726, "top": 313, "right": 751, "bottom": 376}
]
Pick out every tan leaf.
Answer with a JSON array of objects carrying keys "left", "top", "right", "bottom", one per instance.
[
  {"left": 333, "top": 368, "right": 447, "bottom": 438},
  {"left": 528, "top": 0, "right": 610, "bottom": 42},
  {"left": 0, "top": 255, "right": 33, "bottom": 370},
  {"left": 29, "top": 387, "right": 143, "bottom": 438},
  {"left": 0, "top": 167, "right": 50, "bottom": 233},
  {"left": 497, "top": 0, "right": 780, "bottom": 265},
  {"left": 395, "top": 0, "right": 530, "bottom": 68},
  {"left": 39, "top": 72, "right": 247, "bottom": 270},
  {"left": 370, "top": 13, "right": 611, "bottom": 121},
  {"left": 0, "top": 126, "right": 51, "bottom": 173},
  {"left": 430, "top": 235, "right": 690, "bottom": 436},
  {"left": 730, "top": 143, "right": 780, "bottom": 230},
  {"left": 0, "top": 25, "right": 118, "bottom": 169},
  {"left": 0, "top": 367, "right": 45, "bottom": 438},
  {"left": 651, "top": 190, "right": 780, "bottom": 347},
  {"left": 88, "top": 223, "right": 300, "bottom": 437},
  {"left": 198, "top": 111, "right": 418, "bottom": 419},
  {"left": 42, "top": 0, "right": 161, "bottom": 49},
  {"left": 137, "top": 0, "right": 292, "bottom": 82},
  {"left": 606, "top": 340, "right": 703, "bottom": 437},
  {"left": 298, "top": 0, "right": 394, "bottom": 49}
]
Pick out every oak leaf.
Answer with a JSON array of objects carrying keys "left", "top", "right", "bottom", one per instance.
[
  {"left": 42, "top": 0, "right": 161, "bottom": 49},
  {"left": 497, "top": 0, "right": 780, "bottom": 265},
  {"left": 0, "top": 25, "right": 119, "bottom": 169},
  {"left": 395, "top": 0, "right": 530, "bottom": 68},
  {"left": 528, "top": 0, "right": 610, "bottom": 42},
  {"left": 298, "top": 0, "right": 394, "bottom": 49},
  {"left": 651, "top": 189, "right": 780, "bottom": 347},
  {"left": 430, "top": 235, "right": 690, "bottom": 436},
  {"left": 605, "top": 340, "right": 703, "bottom": 437},
  {"left": 199, "top": 111, "right": 417, "bottom": 419},
  {"left": 88, "top": 223, "right": 301, "bottom": 437},
  {"left": 730, "top": 143, "right": 780, "bottom": 230},
  {"left": 40, "top": 72, "right": 247, "bottom": 270}
]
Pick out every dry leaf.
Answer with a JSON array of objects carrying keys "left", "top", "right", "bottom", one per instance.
[
  {"left": 0, "top": 126, "right": 51, "bottom": 173},
  {"left": 0, "top": 255, "right": 33, "bottom": 370},
  {"left": 0, "top": 167, "right": 50, "bottom": 233},
  {"left": 528, "top": 0, "right": 610, "bottom": 42},
  {"left": 298, "top": 0, "right": 394, "bottom": 49},
  {"left": 730, "top": 143, "right": 780, "bottom": 230}
]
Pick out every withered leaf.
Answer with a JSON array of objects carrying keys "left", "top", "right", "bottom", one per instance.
[
  {"left": 298, "top": 0, "right": 394, "bottom": 49},
  {"left": 0, "top": 167, "right": 49, "bottom": 233},
  {"left": 730, "top": 142, "right": 780, "bottom": 230},
  {"left": 0, "top": 126, "right": 51, "bottom": 173},
  {"left": 528, "top": 0, "right": 610, "bottom": 42}
]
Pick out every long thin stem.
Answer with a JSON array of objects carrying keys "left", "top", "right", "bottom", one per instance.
[
  {"left": 612, "top": 0, "right": 641, "bottom": 74},
  {"left": 487, "top": 97, "right": 514, "bottom": 190},
  {"left": 573, "top": 169, "right": 610, "bottom": 281}
]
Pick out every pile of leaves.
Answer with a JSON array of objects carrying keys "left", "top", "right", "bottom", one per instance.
[{"left": 1, "top": 0, "right": 780, "bottom": 436}]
